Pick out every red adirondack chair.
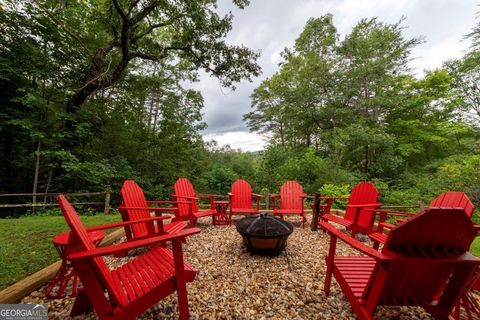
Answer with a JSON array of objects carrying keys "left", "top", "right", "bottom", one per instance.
[
  {"left": 369, "top": 191, "right": 475, "bottom": 248},
  {"left": 322, "top": 207, "right": 480, "bottom": 320},
  {"left": 57, "top": 195, "right": 200, "bottom": 320},
  {"left": 229, "top": 179, "right": 263, "bottom": 216},
  {"left": 119, "top": 180, "right": 188, "bottom": 241},
  {"left": 452, "top": 267, "right": 480, "bottom": 320},
  {"left": 270, "top": 180, "right": 307, "bottom": 227},
  {"left": 172, "top": 178, "right": 219, "bottom": 226},
  {"left": 321, "top": 182, "right": 381, "bottom": 237}
]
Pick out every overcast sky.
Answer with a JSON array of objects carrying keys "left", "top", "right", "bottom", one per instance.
[{"left": 196, "top": 0, "right": 478, "bottom": 152}]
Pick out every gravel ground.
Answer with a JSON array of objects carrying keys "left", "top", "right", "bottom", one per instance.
[{"left": 22, "top": 215, "right": 444, "bottom": 319}]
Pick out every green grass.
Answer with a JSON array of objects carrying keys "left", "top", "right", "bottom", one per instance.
[
  {"left": 0, "top": 213, "right": 121, "bottom": 290},
  {"left": 470, "top": 237, "right": 480, "bottom": 257}
]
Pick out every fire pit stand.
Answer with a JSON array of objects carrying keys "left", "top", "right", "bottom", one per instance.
[{"left": 236, "top": 213, "right": 294, "bottom": 256}]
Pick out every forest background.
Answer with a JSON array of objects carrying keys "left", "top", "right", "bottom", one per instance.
[{"left": 1, "top": 0, "right": 480, "bottom": 216}]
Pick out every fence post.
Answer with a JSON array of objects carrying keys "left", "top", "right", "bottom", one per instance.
[
  {"left": 103, "top": 187, "right": 111, "bottom": 214},
  {"left": 311, "top": 192, "right": 321, "bottom": 231}
]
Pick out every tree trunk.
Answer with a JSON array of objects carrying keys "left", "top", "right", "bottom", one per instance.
[
  {"left": 32, "top": 141, "right": 41, "bottom": 214},
  {"left": 43, "top": 168, "right": 53, "bottom": 207},
  {"left": 311, "top": 192, "right": 321, "bottom": 231},
  {"left": 364, "top": 144, "right": 369, "bottom": 178}
]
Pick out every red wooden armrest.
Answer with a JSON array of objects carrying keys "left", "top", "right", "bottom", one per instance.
[
  {"left": 379, "top": 222, "right": 395, "bottom": 229},
  {"left": 367, "top": 209, "right": 416, "bottom": 216},
  {"left": 147, "top": 200, "right": 190, "bottom": 205},
  {"left": 173, "top": 195, "right": 200, "bottom": 200},
  {"left": 319, "top": 222, "right": 386, "bottom": 260},
  {"left": 252, "top": 193, "right": 264, "bottom": 198},
  {"left": 68, "top": 228, "right": 201, "bottom": 260},
  {"left": 120, "top": 206, "right": 177, "bottom": 212},
  {"left": 346, "top": 203, "right": 382, "bottom": 208},
  {"left": 269, "top": 194, "right": 279, "bottom": 198},
  {"left": 196, "top": 193, "right": 221, "bottom": 198},
  {"left": 86, "top": 216, "right": 172, "bottom": 232}
]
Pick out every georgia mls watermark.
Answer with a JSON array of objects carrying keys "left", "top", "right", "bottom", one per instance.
[{"left": 0, "top": 304, "right": 47, "bottom": 320}]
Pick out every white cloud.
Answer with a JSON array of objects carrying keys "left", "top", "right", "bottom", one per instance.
[{"left": 203, "top": 131, "right": 268, "bottom": 152}]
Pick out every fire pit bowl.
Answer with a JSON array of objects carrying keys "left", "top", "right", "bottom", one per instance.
[{"left": 236, "top": 213, "right": 294, "bottom": 256}]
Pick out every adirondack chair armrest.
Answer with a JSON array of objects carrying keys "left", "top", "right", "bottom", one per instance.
[
  {"left": 474, "top": 224, "right": 480, "bottom": 233},
  {"left": 346, "top": 203, "right": 382, "bottom": 208},
  {"left": 86, "top": 216, "right": 172, "bottom": 232},
  {"left": 379, "top": 222, "right": 395, "bottom": 229},
  {"left": 320, "top": 221, "right": 385, "bottom": 260},
  {"left": 196, "top": 193, "right": 222, "bottom": 198},
  {"left": 119, "top": 206, "right": 177, "bottom": 213},
  {"left": 269, "top": 194, "right": 279, "bottom": 198},
  {"left": 173, "top": 195, "right": 200, "bottom": 201},
  {"left": 252, "top": 193, "right": 264, "bottom": 198},
  {"left": 147, "top": 200, "right": 190, "bottom": 205},
  {"left": 68, "top": 228, "right": 201, "bottom": 260}
]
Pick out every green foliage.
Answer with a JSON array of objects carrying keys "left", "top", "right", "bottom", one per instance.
[{"left": 205, "top": 166, "right": 238, "bottom": 195}]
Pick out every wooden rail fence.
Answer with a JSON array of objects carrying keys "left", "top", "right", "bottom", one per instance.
[{"left": 0, "top": 190, "right": 112, "bottom": 214}]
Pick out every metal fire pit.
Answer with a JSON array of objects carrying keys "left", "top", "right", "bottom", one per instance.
[{"left": 236, "top": 213, "right": 294, "bottom": 256}]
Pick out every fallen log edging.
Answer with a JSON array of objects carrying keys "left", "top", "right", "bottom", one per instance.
[{"left": 0, "top": 228, "right": 125, "bottom": 304}]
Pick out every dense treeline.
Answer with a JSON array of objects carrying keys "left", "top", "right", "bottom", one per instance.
[
  {"left": 1, "top": 2, "right": 479, "bottom": 215},
  {"left": 245, "top": 15, "right": 480, "bottom": 207},
  {"left": 0, "top": 0, "right": 260, "bottom": 206}
]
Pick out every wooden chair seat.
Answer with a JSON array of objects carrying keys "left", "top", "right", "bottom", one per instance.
[
  {"left": 322, "top": 213, "right": 353, "bottom": 228},
  {"left": 112, "top": 247, "right": 196, "bottom": 306},
  {"left": 333, "top": 256, "right": 376, "bottom": 300},
  {"left": 193, "top": 209, "right": 217, "bottom": 219},
  {"left": 368, "top": 232, "right": 387, "bottom": 245}
]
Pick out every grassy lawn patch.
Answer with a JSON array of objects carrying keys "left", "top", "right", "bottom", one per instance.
[
  {"left": 0, "top": 213, "right": 121, "bottom": 290},
  {"left": 470, "top": 237, "right": 480, "bottom": 257}
]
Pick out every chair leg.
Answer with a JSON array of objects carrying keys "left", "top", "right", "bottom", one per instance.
[
  {"left": 324, "top": 235, "right": 337, "bottom": 296},
  {"left": 70, "top": 289, "right": 93, "bottom": 316},
  {"left": 172, "top": 239, "right": 190, "bottom": 320}
]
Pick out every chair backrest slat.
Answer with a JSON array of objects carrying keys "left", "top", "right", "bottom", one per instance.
[
  {"left": 174, "top": 178, "right": 198, "bottom": 217},
  {"left": 429, "top": 191, "right": 475, "bottom": 217},
  {"left": 231, "top": 179, "right": 253, "bottom": 209},
  {"left": 120, "top": 180, "right": 151, "bottom": 238},
  {"left": 280, "top": 180, "right": 303, "bottom": 210},
  {"left": 344, "top": 182, "right": 379, "bottom": 229}
]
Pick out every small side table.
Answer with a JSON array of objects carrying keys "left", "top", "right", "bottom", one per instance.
[
  {"left": 45, "top": 230, "right": 105, "bottom": 299},
  {"left": 213, "top": 201, "right": 231, "bottom": 226}
]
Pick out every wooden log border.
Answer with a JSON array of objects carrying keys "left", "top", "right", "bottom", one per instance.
[{"left": 0, "top": 228, "right": 125, "bottom": 304}]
